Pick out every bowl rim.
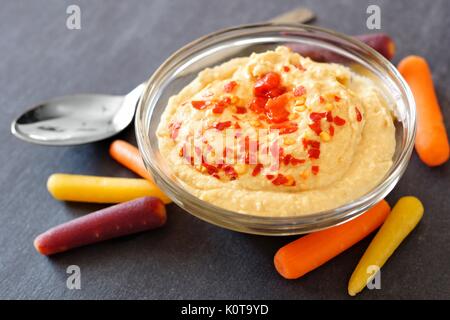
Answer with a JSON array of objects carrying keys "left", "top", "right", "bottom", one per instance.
[{"left": 135, "top": 22, "right": 416, "bottom": 234}]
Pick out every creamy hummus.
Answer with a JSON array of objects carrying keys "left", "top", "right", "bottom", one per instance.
[{"left": 157, "top": 46, "right": 395, "bottom": 216}]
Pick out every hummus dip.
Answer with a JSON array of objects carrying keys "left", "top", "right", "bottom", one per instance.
[{"left": 157, "top": 46, "right": 395, "bottom": 216}]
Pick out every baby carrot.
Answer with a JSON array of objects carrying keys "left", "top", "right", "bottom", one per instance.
[
  {"left": 109, "top": 140, "right": 154, "bottom": 182},
  {"left": 348, "top": 196, "right": 424, "bottom": 296},
  {"left": 274, "top": 200, "right": 391, "bottom": 280},
  {"left": 397, "top": 56, "right": 449, "bottom": 166},
  {"left": 47, "top": 173, "right": 171, "bottom": 204},
  {"left": 34, "top": 196, "right": 166, "bottom": 255}
]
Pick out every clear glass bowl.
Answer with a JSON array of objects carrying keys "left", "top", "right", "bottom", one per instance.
[{"left": 135, "top": 23, "right": 416, "bottom": 235}]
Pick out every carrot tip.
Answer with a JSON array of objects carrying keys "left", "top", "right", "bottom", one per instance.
[{"left": 33, "top": 236, "right": 47, "bottom": 255}]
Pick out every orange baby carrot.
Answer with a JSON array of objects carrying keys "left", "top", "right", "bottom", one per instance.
[
  {"left": 397, "top": 56, "right": 449, "bottom": 166},
  {"left": 274, "top": 200, "right": 391, "bottom": 279},
  {"left": 110, "top": 140, "right": 154, "bottom": 182}
]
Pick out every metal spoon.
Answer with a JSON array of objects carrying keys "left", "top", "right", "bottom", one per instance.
[
  {"left": 11, "top": 84, "right": 144, "bottom": 146},
  {"left": 11, "top": 8, "right": 314, "bottom": 146}
]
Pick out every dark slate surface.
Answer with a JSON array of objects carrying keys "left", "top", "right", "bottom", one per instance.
[{"left": 1, "top": 0, "right": 449, "bottom": 299}]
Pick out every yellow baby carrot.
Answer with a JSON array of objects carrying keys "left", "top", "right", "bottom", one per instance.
[
  {"left": 348, "top": 196, "right": 424, "bottom": 296},
  {"left": 47, "top": 174, "right": 171, "bottom": 204}
]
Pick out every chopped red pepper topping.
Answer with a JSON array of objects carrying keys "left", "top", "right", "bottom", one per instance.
[
  {"left": 290, "top": 157, "right": 306, "bottom": 166},
  {"left": 224, "top": 81, "right": 237, "bottom": 93},
  {"left": 270, "top": 122, "right": 298, "bottom": 135},
  {"left": 333, "top": 116, "right": 346, "bottom": 126},
  {"left": 310, "top": 140, "right": 321, "bottom": 149},
  {"left": 355, "top": 107, "right": 362, "bottom": 122},
  {"left": 334, "top": 95, "right": 341, "bottom": 102},
  {"left": 271, "top": 174, "right": 288, "bottom": 185},
  {"left": 329, "top": 124, "right": 335, "bottom": 137},
  {"left": 221, "top": 96, "right": 231, "bottom": 105},
  {"left": 311, "top": 165, "right": 320, "bottom": 175},
  {"left": 212, "top": 104, "right": 226, "bottom": 114},
  {"left": 309, "top": 112, "right": 327, "bottom": 122},
  {"left": 283, "top": 154, "right": 292, "bottom": 166},
  {"left": 293, "top": 85, "right": 306, "bottom": 97},
  {"left": 252, "top": 163, "right": 263, "bottom": 176},
  {"left": 202, "top": 162, "right": 219, "bottom": 175},
  {"left": 234, "top": 122, "right": 241, "bottom": 129},
  {"left": 249, "top": 96, "right": 267, "bottom": 114},
  {"left": 265, "top": 94, "right": 290, "bottom": 123},
  {"left": 235, "top": 106, "right": 247, "bottom": 114},
  {"left": 254, "top": 72, "right": 281, "bottom": 97},
  {"left": 326, "top": 111, "right": 333, "bottom": 122},
  {"left": 266, "top": 86, "right": 287, "bottom": 98},
  {"left": 223, "top": 165, "right": 238, "bottom": 180},
  {"left": 308, "top": 148, "right": 320, "bottom": 159},
  {"left": 266, "top": 174, "right": 275, "bottom": 180},
  {"left": 283, "top": 66, "right": 290, "bottom": 72},
  {"left": 319, "top": 96, "right": 325, "bottom": 104},
  {"left": 302, "top": 138, "right": 320, "bottom": 149},
  {"left": 213, "top": 121, "right": 232, "bottom": 131},
  {"left": 308, "top": 121, "right": 322, "bottom": 135},
  {"left": 191, "top": 100, "right": 208, "bottom": 110}
]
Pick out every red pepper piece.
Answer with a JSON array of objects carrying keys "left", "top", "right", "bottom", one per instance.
[
  {"left": 202, "top": 162, "right": 219, "bottom": 175},
  {"left": 308, "top": 121, "right": 322, "bottom": 135},
  {"left": 308, "top": 148, "right": 320, "bottom": 159},
  {"left": 221, "top": 96, "right": 231, "bottom": 105},
  {"left": 283, "top": 66, "right": 290, "bottom": 72},
  {"left": 212, "top": 104, "right": 226, "bottom": 114},
  {"left": 267, "top": 86, "right": 287, "bottom": 98},
  {"left": 355, "top": 107, "right": 362, "bottom": 122},
  {"left": 265, "top": 94, "right": 290, "bottom": 123},
  {"left": 302, "top": 138, "right": 320, "bottom": 149},
  {"left": 192, "top": 100, "right": 208, "bottom": 110},
  {"left": 311, "top": 165, "right": 320, "bottom": 175},
  {"left": 235, "top": 106, "right": 247, "bottom": 114},
  {"left": 270, "top": 122, "right": 298, "bottom": 135},
  {"left": 293, "top": 85, "right": 306, "bottom": 97},
  {"left": 212, "top": 173, "right": 220, "bottom": 180},
  {"left": 254, "top": 72, "right": 281, "bottom": 97},
  {"left": 309, "top": 112, "right": 327, "bottom": 122},
  {"left": 224, "top": 81, "right": 237, "bottom": 93},
  {"left": 310, "top": 140, "right": 320, "bottom": 149},
  {"left": 249, "top": 96, "right": 267, "bottom": 114},
  {"left": 290, "top": 158, "right": 306, "bottom": 165},
  {"left": 326, "top": 111, "right": 333, "bottom": 122},
  {"left": 272, "top": 174, "right": 288, "bottom": 185},
  {"left": 333, "top": 116, "right": 346, "bottom": 126},
  {"left": 329, "top": 124, "right": 335, "bottom": 137},
  {"left": 252, "top": 163, "right": 263, "bottom": 176},
  {"left": 223, "top": 165, "right": 238, "bottom": 180},
  {"left": 283, "top": 154, "right": 292, "bottom": 166},
  {"left": 214, "top": 121, "right": 232, "bottom": 131}
]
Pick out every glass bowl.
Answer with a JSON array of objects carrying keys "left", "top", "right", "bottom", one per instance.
[{"left": 135, "top": 23, "right": 415, "bottom": 236}]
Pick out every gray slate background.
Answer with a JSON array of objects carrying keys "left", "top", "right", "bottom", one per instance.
[{"left": 1, "top": 0, "right": 449, "bottom": 299}]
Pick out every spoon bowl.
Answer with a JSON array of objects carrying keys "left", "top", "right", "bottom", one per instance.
[{"left": 11, "top": 84, "right": 144, "bottom": 146}]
